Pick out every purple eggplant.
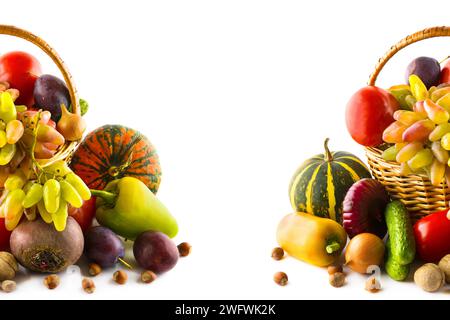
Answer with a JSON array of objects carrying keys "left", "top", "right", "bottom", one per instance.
[{"left": 342, "top": 178, "right": 389, "bottom": 239}]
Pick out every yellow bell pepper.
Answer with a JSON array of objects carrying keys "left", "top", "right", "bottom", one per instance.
[{"left": 276, "top": 212, "right": 347, "bottom": 267}]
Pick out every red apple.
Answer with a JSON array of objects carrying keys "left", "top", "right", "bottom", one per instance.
[{"left": 346, "top": 86, "right": 399, "bottom": 147}]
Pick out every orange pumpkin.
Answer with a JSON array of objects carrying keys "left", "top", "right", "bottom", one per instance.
[{"left": 70, "top": 125, "right": 161, "bottom": 193}]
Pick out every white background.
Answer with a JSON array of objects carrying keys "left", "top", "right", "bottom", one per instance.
[{"left": 1, "top": 0, "right": 450, "bottom": 300}]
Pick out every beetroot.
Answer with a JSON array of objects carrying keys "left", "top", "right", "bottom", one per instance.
[
  {"left": 342, "top": 178, "right": 389, "bottom": 239},
  {"left": 10, "top": 217, "right": 84, "bottom": 273}
]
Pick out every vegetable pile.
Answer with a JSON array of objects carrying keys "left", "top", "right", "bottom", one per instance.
[
  {"left": 0, "top": 51, "right": 188, "bottom": 294},
  {"left": 274, "top": 137, "right": 450, "bottom": 293},
  {"left": 273, "top": 55, "right": 450, "bottom": 293}
]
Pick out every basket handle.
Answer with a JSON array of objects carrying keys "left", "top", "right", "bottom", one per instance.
[
  {"left": 368, "top": 26, "right": 450, "bottom": 86},
  {"left": 0, "top": 25, "right": 79, "bottom": 114}
]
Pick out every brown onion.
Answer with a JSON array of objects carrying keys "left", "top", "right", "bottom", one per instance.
[
  {"left": 56, "top": 104, "right": 86, "bottom": 141},
  {"left": 345, "top": 233, "right": 385, "bottom": 274}
]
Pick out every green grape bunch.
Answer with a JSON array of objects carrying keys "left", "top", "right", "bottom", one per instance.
[{"left": 0, "top": 160, "right": 91, "bottom": 231}]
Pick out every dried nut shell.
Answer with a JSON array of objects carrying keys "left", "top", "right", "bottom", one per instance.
[
  {"left": 88, "top": 263, "right": 102, "bottom": 276},
  {"left": 0, "top": 252, "right": 18, "bottom": 281},
  {"left": 113, "top": 270, "right": 127, "bottom": 285},
  {"left": 1, "top": 280, "right": 16, "bottom": 293},
  {"left": 141, "top": 270, "right": 157, "bottom": 284},
  {"left": 329, "top": 272, "right": 346, "bottom": 288},
  {"left": 438, "top": 254, "right": 450, "bottom": 284},
  {"left": 82, "top": 278, "right": 95, "bottom": 294},
  {"left": 271, "top": 247, "right": 284, "bottom": 261},
  {"left": 414, "top": 263, "right": 445, "bottom": 292},
  {"left": 273, "top": 272, "right": 288, "bottom": 286},
  {"left": 44, "top": 274, "right": 60, "bottom": 290},
  {"left": 178, "top": 242, "right": 192, "bottom": 257}
]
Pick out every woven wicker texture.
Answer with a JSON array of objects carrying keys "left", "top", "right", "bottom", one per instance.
[
  {"left": 364, "top": 26, "right": 450, "bottom": 221},
  {"left": 0, "top": 25, "right": 80, "bottom": 167}
]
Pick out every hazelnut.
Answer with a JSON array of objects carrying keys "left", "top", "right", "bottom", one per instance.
[
  {"left": 113, "top": 270, "right": 127, "bottom": 285},
  {"left": 365, "top": 277, "right": 381, "bottom": 293},
  {"left": 329, "top": 272, "right": 346, "bottom": 288},
  {"left": 88, "top": 263, "right": 102, "bottom": 276},
  {"left": 0, "top": 252, "right": 18, "bottom": 281},
  {"left": 43, "top": 274, "right": 60, "bottom": 290},
  {"left": 327, "top": 265, "right": 343, "bottom": 275},
  {"left": 271, "top": 247, "right": 284, "bottom": 261},
  {"left": 82, "top": 278, "right": 95, "bottom": 294},
  {"left": 141, "top": 270, "right": 157, "bottom": 284},
  {"left": 177, "top": 242, "right": 192, "bottom": 257},
  {"left": 1, "top": 280, "right": 16, "bottom": 293},
  {"left": 273, "top": 272, "right": 288, "bottom": 286}
]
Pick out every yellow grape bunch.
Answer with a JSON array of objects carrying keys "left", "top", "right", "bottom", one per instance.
[
  {"left": 0, "top": 91, "right": 25, "bottom": 166},
  {"left": 382, "top": 75, "right": 450, "bottom": 186},
  {"left": 0, "top": 161, "right": 91, "bottom": 231}
]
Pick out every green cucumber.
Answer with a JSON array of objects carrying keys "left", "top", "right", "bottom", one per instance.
[
  {"left": 385, "top": 238, "right": 410, "bottom": 281},
  {"left": 384, "top": 201, "right": 415, "bottom": 265}
]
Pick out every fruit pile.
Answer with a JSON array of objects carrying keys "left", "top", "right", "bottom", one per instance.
[
  {"left": 0, "top": 51, "right": 88, "bottom": 235},
  {"left": 273, "top": 53, "right": 450, "bottom": 293},
  {"left": 273, "top": 138, "right": 450, "bottom": 293},
  {"left": 346, "top": 56, "right": 450, "bottom": 185},
  {"left": 0, "top": 50, "right": 187, "bottom": 294}
]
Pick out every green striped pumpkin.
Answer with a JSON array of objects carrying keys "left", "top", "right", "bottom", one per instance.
[{"left": 289, "top": 139, "right": 371, "bottom": 224}]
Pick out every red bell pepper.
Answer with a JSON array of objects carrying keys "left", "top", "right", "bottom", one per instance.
[{"left": 413, "top": 209, "right": 450, "bottom": 262}]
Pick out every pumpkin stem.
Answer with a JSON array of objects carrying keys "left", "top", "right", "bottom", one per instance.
[
  {"left": 325, "top": 241, "right": 341, "bottom": 254},
  {"left": 324, "top": 138, "right": 333, "bottom": 162},
  {"left": 90, "top": 189, "right": 117, "bottom": 205}
]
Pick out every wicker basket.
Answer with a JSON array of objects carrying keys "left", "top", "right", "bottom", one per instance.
[
  {"left": 0, "top": 25, "right": 81, "bottom": 167},
  {"left": 365, "top": 26, "right": 450, "bottom": 222}
]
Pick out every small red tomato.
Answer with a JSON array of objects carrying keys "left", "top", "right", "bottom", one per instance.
[
  {"left": 68, "top": 197, "right": 96, "bottom": 232},
  {"left": 0, "top": 51, "right": 42, "bottom": 107},
  {"left": 440, "top": 59, "right": 450, "bottom": 84},
  {"left": 0, "top": 218, "right": 12, "bottom": 251},
  {"left": 346, "top": 86, "right": 399, "bottom": 147}
]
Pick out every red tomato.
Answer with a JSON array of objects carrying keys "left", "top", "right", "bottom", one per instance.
[
  {"left": 0, "top": 218, "right": 12, "bottom": 251},
  {"left": 413, "top": 210, "right": 450, "bottom": 262},
  {"left": 68, "top": 197, "right": 96, "bottom": 232},
  {"left": 440, "top": 59, "right": 450, "bottom": 84},
  {"left": 0, "top": 51, "right": 42, "bottom": 107},
  {"left": 345, "top": 86, "right": 399, "bottom": 147}
]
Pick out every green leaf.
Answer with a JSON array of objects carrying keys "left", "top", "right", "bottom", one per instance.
[{"left": 79, "top": 98, "right": 89, "bottom": 116}]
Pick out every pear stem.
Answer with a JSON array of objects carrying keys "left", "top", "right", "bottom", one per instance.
[
  {"left": 325, "top": 241, "right": 341, "bottom": 254},
  {"left": 118, "top": 258, "right": 133, "bottom": 269},
  {"left": 440, "top": 55, "right": 450, "bottom": 64},
  {"left": 90, "top": 189, "right": 117, "bottom": 205}
]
